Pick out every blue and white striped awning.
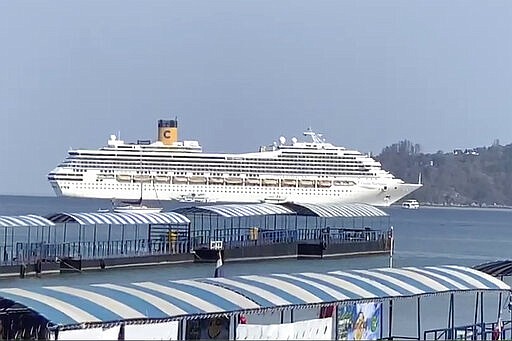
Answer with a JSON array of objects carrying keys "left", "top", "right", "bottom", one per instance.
[
  {"left": 0, "top": 265, "right": 508, "bottom": 329},
  {"left": 0, "top": 215, "right": 55, "bottom": 227},
  {"left": 173, "top": 203, "right": 295, "bottom": 218},
  {"left": 474, "top": 260, "right": 512, "bottom": 278},
  {"left": 283, "top": 202, "right": 388, "bottom": 218},
  {"left": 45, "top": 212, "right": 190, "bottom": 226}
]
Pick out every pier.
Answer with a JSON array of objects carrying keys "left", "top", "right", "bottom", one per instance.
[{"left": 0, "top": 203, "right": 392, "bottom": 277}]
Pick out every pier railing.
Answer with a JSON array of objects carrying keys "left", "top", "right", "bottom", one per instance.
[
  {"left": 1, "top": 226, "right": 389, "bottom": 266},
  {"left": 8, "top": 239, "right": 190, "bottom": 265},
  {"left": 424, "top": 319, "right": 511, "bottom": 340},
  {"left": 190, "top": 227, "right": 388, "bottom": 250}
]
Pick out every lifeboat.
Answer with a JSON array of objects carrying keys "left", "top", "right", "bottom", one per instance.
[
  {"left": 208, "top": 177, "right": 225, "bottom": 185},
  {"left": 116, "top": 174, "right": 132, "bottom": 182},
  {"left": 333, "top": 180, "right": 356, "bottom": 186},
  {"left": 225, "top": 177, "right": 243, "bottom": 185},
  {"left": 245, "top": 178, "right": 261, "bottom": 186},
  {"left": 133, "top": 175, "right": 152, "bottom": 182},
  {"left": 189, "top": 176, "right": 207, "bottom": 184},
  {"left": 281, "top": 179, "right": 297, "bottom": 187},
  {"left": 298, "top": 179, "right": 315, "bottom": 187},
  {"left": 154, "top": 175, "right": 170, "bottom": 183},
  {"left": 317, "top": 180, "right": 332, "bottom": 188},
  {"left": 262, "top": 178, "right": 279, "bottom": 186},
  {"left": 172, "top": 176, "right": 188, "bottom": 184}
]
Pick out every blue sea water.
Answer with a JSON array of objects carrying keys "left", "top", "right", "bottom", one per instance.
[{"left": 1, "top": 195, "right": 511, "bottom": 337}]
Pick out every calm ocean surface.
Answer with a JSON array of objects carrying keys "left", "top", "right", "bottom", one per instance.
[{"left": 1, "top": 195, "right": 511, "bottom": 336}]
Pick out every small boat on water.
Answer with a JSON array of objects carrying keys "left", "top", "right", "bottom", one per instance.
[
  {"left": 262, "top": 195, "right": 288, "bottom": 204},
  {"left": 113, "top": 205, "right": 163, "bottom": 214},
  {"left": 111, "top": 183, "right": 163, "bottom": 214},
  {"left": 98, "top": 200, "right": 163, "bottom": 214},
  {"left": 177, "top": 193, "right": 214, "bottom": 203},
  {"left": 402, "top": 199, "right": 420, "bottom": 209}
]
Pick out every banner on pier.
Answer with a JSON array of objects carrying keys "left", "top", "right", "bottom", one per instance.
[
  {"left": 236, "top": 317, "right": 332, "bottom": 340},
  {"left": 186, "top": 316, "right": 229, "bottom": 340},
  {"left": 337, "top": 302, "right": 382, "bottom": 340},
  {"left": 124, "top": 321, "right": 179, "bottom": 340},
  {"left": 58, "top": 326, "right": 120, "bottom": 340}
]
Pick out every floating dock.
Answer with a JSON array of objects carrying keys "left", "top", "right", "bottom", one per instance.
[{"left": 0, "top": 203, "right": 392, "bottom": 277}]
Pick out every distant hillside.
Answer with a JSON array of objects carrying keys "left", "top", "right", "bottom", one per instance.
[{"left": 376, "top": 140, "right": 512, "bottom": 206}]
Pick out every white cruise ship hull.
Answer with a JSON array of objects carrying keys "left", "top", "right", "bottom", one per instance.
[{"left": 49, "top": 177, "right": 421, "bottom": 207}]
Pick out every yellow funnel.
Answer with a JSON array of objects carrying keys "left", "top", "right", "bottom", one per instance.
[{"left": 158, "top": 119, "right": 178, "bottom": 145}]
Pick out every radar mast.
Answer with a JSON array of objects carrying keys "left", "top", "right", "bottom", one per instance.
[{"left": 303, "top": 128, "right": 325, "bottom": 143}]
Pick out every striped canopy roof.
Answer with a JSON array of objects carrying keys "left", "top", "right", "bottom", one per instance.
[
  {"left": 0, "top": 265, "right": 508, "bottom": 329},
  {"left": 283, "top": 202, "right": 388, "bottom": 218},
  {"left": 0, "top": 214, "right": 55, "bottom": 227},
  {"left": 45, "top": 212, "right": 190, "bottom": 225},
  {"left": 173, "top": 202, "right": 387, "bottom": 218},
  {"left": 173, "top": 203, "right": 295, "bottom": 218},
  {"left": 473, "top": 260, "right": 512, "bottom": 278}
]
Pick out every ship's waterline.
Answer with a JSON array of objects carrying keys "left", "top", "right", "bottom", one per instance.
[{"left": 48, "top": 119, "right": 421, "bottom": 206}]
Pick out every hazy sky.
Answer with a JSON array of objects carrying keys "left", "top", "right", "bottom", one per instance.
[{"left": 1, "top": 1, "right": 511, "bottom": 196}]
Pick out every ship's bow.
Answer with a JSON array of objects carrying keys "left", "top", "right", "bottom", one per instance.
[{"left": 372, "top": 182, "right": 422, "bottom": 207}]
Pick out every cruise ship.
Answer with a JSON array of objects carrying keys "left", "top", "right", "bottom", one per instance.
[{"left": 48, "top": 119, "right": 422, "bottom": 206}]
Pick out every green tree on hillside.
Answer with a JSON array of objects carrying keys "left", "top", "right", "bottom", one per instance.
[{"left": 376, "top": 140, "right": 512, "bottom": 206}]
